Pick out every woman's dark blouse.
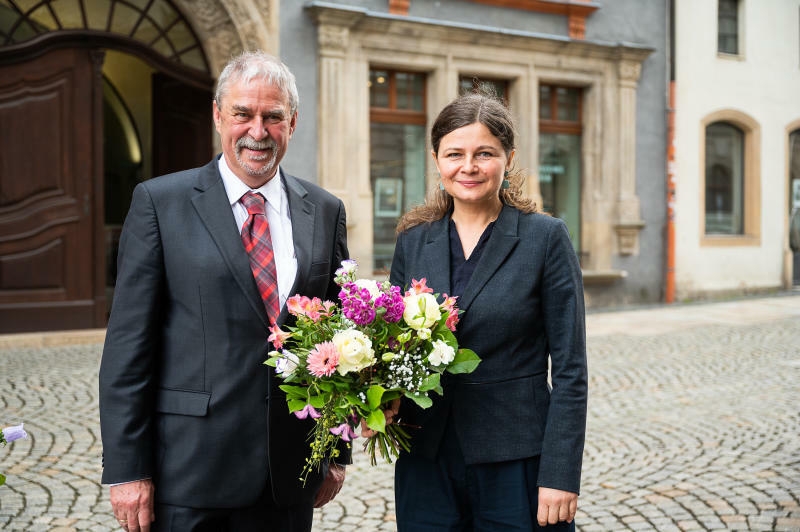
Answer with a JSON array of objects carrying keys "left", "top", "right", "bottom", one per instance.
[{"left": 449, "top": 219, "right": 496, "bottom": 299}]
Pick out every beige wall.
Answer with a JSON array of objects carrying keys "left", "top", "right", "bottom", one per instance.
[{"left": 674, "top": 0, "right": 800, "bottom": 298}]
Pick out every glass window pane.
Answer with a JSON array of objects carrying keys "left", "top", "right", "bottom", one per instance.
[
  {"left": 180, "top": 48, "right": 206, "bottom": 71},
  {"left": 556, "top": 87, "right": 580, "bottom": 122},
  {"left": 85, "top": 0, "right": 111, "bottom": 30},
  {"left": 109, "top": 1, "right": 139, "bottom": 35},
  {"left": 396, "top": 72, "right": 424, "bottom": 111},
  {"left": 51, "top": 0, "right": 84, "bottom": 29},
  {"left": 10, "top": 18, "right": 37, "bottom": 41},
  {"left": 539, "top": 85, "right": 551, "bottom": 119},
  {"left": 28, "top": 5, "right": 60, "bottom": 31},
  {"left": 718, "top": 0, "right": 739, "bottom": 54},
  {"left": 150, "top": 35, "right": 172, "bottom": 57},
  {"left": 132, "top": 16, "right": 158, "bottom": 44},
  {"left": 705, "top": 122, "right": 744, "bottom": 234},
  {"left": 12, "top": 0, "right": 39, "bottom": 11},
  {"left": 370, "top": 122, "right": 426, "bottom": 271},
  {"left": 0, "top": 3, "right": 21, "bottom": 38},
  {"left": 167, "top": 20, "right": 194, "bottom": 52},
  {"left": 539, "top": 132, "right": 582, "bottom": 253},
  {"left": 369, "top": 69, "right": 390, "bottom": 108},
  {"left": 146, "top": 1, "right": 179, "bottom": 29},
  {"left": 459, "top": 77, "right": 507, "bottom": 103}
]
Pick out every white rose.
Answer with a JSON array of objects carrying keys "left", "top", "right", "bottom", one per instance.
[
  {"left": 276, "top": 350, "right": 299, "bottom": 376},
  {"left": 417, "top": 327, "right": 431, "bottom": 340},
  {"left": 402, "top": 293, "right": 442, "bottom": 330},
  {"left": 333, "top": 329, "right": 376, "bottom": 375},
  {"left": 427, "top": 339, "right": 455, "bottom": 367},
  {"left": 354, "top": 278, "right": 381, "bottom": 300}
]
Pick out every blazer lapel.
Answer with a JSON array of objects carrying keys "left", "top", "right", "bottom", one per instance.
[
  {"left": 281, "top": 171, "right": 316, "bottom": 324},
  {"left": 457, "top": 205, "right": 520, "bottom": 313},
  {"left": 191, "top": 158, "right": 271, "bottom": 331},
  {"left": 422, "top": 215, "right": 452, "bottom": 297}
]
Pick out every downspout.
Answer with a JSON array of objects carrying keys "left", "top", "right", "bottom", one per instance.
[{"left": 666, "top": 0, "right": 676, "bottom": 303}]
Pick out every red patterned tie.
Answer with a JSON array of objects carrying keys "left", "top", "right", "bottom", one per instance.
[{"left": 240, "top": 192, "right": 280, "bottom": 324}]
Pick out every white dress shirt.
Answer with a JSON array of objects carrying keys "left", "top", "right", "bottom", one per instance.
[{"left": 218, "top": 155, "right": 298, "bottom": 312}]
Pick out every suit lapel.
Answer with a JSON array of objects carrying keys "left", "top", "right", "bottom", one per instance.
[
  {"left": 281, "top": 171, "right": 315, "bottom": 324},
  {"left": 457, "top": 205, "right": 520, "bottom": 313},
  {"left": 191, "top": 158, "right": 271, "bottom": 331},
  {"left": 422, "top": 215, "right": 452, "bottom": 297}
]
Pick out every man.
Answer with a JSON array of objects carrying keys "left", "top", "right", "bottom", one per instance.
[{"left": 99, "top": 51, "right": 349, "bottom": 532}]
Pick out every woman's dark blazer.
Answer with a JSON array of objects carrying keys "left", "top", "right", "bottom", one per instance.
[{"left": 390, "top": 204, "right": 587, "bottom": 494}]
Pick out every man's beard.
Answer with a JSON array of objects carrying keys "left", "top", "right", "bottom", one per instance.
[{"left": 235, "top": 136, "right": 279, "bottom": 177}]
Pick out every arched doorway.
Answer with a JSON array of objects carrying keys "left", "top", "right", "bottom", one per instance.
[{"left": 0, "top": 0, "right": 214, "bottom": 332}]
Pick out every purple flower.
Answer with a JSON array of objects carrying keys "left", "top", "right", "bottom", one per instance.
[
  {"left": 294, "top": 405, "right": 321, "bottom": 420},
  {"left": 339, "top": 282, "right": 376, "bottom": 325},
  {"left": 375, "top": 286, "right": 405, "bottom": 323},
  {"left": 2, "top": 424, "right": 27, "bottom": 443},
  {"left": 330, "top": 423, "right": 358, "bottom": 442}
]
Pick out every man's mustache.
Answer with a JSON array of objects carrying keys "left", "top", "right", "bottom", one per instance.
[{"left": 236, "top": 136, "right": 277, "bottom": 157}]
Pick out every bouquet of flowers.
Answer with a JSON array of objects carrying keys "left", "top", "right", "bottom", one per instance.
[
  {"left": 265, "top": 260, "right": 480, "bottom": 481},
  {"left": 1, "top": 423, "right": 28, "bottom": 486}
]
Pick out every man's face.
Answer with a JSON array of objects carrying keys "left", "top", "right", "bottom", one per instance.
[{"left": 213, "top": 77, "right": 297, "bottom": 187}]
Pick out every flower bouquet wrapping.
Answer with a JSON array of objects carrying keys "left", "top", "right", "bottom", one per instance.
[{"left": 265, "top": 260, "right": 480, "bottom": 481}]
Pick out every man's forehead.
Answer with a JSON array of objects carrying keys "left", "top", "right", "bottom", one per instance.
[{"left": 223, "top": 76, "right": 290, "bottom": 107}]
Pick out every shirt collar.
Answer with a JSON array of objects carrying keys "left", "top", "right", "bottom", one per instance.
[{"left": 218, "top": 154, "right": 283, "bottom": 214}]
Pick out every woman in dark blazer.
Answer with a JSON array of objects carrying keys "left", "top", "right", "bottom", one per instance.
[{"left": 390, "top": 91, "right": 587, "bottom": 530}]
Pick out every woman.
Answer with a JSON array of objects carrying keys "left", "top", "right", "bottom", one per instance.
[{"left": 390, "top": 91, "right": 587, "bottom": 530}]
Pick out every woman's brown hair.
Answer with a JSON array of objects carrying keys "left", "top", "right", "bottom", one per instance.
[{"left": 397, "top": 89, "right": 537, "bottom": 233}]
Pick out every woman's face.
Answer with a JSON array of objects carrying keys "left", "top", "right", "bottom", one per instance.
[{"left": 434, "top": 122, "right": 514, "bottom": 208}]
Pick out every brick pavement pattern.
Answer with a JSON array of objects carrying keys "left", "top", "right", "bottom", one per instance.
[{"left": 1, "top": 296, "right": 798, "bottom": 531}]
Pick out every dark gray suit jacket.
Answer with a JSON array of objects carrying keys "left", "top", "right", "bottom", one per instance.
[
  {"left": 99, "top": 158, "right": 349, "bottom": 508},
  {"left": 391, "top": 204, "right": 587, "bottom": 493}
]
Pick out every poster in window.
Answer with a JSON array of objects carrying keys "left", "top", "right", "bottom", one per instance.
[{"left": 374, "top": 178, "right": 403, "bottom": 218}]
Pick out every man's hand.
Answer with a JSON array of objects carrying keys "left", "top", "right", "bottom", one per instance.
[
  {"left": 110, "top": 479, "right": 155, "bottom": 531},
  {"left": 537, "top": 487, "right": 578, "bottom": 526},
  {"left": 314, "top": 463, "right": 346, "bottom": 508},
  {"left": 360, "top": 398, "right": 401, "bottom": 438}
]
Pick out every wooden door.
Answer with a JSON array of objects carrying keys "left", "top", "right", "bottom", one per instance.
[
  {"left": 0, "top": 47, "right": 105, "bottom": 333},
  {"left": 152, "top": 72, "right": 213, "bottom": 176}
]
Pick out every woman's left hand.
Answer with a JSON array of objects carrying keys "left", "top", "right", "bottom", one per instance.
[{"left": 537, "top": 487, "right": 578, "bottom": 525}]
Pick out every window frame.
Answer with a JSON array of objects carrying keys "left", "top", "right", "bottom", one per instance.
[
  {"left": 717, "top": 0, "right": 743, "bottom": 58},
  {"left": 699, "top": 110, "right": 761, "bottom": 246}
]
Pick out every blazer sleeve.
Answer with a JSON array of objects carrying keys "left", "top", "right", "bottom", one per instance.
[
  {"left": 536, "top": 219, "right": 588, "bottom": 494},
  {"left": 98, "top": 183, "right": 164, "bottom": 484}
]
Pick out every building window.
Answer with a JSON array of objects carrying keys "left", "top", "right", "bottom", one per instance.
[
  {"left": 718, "top": 0, "right": 739, "bottom": 55},
  {"left": 538, "top": 84, "right": 582, "bottom": 254},
  {"left": 705, "top": 122, "right": 744, "bottom": 234},
  {"left": 459, "top": 76, "right": 509, "bottom": 105},
  {"left": 369, "top": 69, "right": 427, "bottom": 272},
  {"left": 700, "top": 110, "right": 760, "bottom": 245}
]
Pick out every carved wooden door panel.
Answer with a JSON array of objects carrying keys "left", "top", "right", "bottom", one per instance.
[{"left": 0, "top": 47, "right": 105, "bottom": 333}]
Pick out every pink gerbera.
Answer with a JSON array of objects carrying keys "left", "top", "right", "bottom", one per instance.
[{"left": 306, "top": 342, "right": 340, "bottom": 377}]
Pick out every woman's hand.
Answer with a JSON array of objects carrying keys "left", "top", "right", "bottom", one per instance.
[
  {"left": 360, "top": 398, "right": 401, "bottom": 438},
  {"left": 537, "top": 487, "right": 578, "bottom": 525}
]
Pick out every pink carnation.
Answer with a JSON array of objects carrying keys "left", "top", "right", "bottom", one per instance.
[{"left": 306, "top": 341, "right": 340, "bottom": 377}]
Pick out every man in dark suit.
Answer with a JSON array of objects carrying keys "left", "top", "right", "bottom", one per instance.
[{"left": 99, "top": 51, "right": 349, "bottom": 532}]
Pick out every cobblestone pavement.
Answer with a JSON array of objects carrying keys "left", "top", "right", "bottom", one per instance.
[{"left": 1, "top": 295, "right": 798, "bottom": 531}]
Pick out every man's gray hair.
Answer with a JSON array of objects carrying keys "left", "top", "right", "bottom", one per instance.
[{"left": 215, "top": 51, "right": 299, "bottom": 115}]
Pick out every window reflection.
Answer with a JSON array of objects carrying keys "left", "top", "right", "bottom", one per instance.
[{"left": 705, "top": 122, "right": 744, "bottom": 234}]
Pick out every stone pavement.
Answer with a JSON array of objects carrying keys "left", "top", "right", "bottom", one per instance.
[{"left": 1, "top": 294, "right": 798, "bottom": 531}]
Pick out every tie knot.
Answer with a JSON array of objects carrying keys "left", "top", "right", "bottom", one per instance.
[{"left": 241, "top": 191, "right": 266, "bottom": 216}]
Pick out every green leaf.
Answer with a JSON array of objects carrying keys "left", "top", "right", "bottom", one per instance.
[
  {"left": 279, "top": 385, "right": 307, "bottom": 399},
  {"left": 404, "top": 391, "right": 433, "bottom": 409},
  {"left": 288, "top": 399, "right": 306, "bottom": 413},
  {"left": 316, "top": 381, "right": 334, "bottom": 392},
  {"left": 366, "top": 384, "right": 386, "bottom": 410},
  {"left": 0, "top": 472, "right": 5, "bottom": 486},
  {"left": 446, "top": 349, "right": 481, "bottom": 374},
  {"left": 418, "top": 373, "right": 440, "bottom": 392},
  {"left": 308, "top": 394, "right": 326, "bottom": 408},
  {"left": 366, "top": 409, "right": 386, "bottom": 433},
  {"left": 263, "top": 358, "right": 277, "bottom": 367},
  {"left": 345, "top": 393, "right": 368, "bottom": 409}
]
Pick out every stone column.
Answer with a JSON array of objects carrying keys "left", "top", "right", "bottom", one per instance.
[{"left": 614, "top": 58, "right": 646, "bottom": 255}]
